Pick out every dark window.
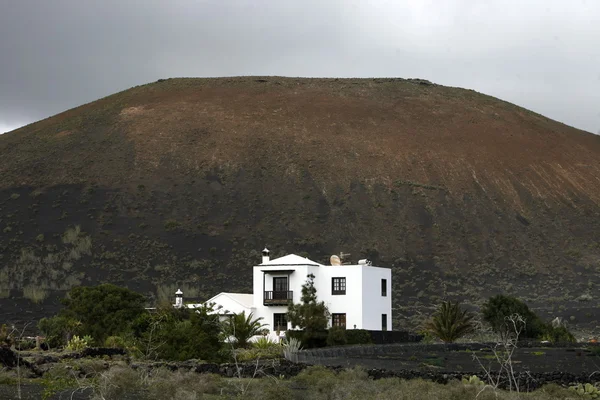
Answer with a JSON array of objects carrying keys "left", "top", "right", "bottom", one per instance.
[
  {"left": 273, "top": 277, "right": 288, "bottom": 300},
  {"left": 332, "top": 313, "right": 346, "bottom": 328},
  {"left": 273, "top": 277, "right": 288, "bottom": 291},
  {"left": 332, "top": 277, "right": 346, "bottom": 295},
  {"left": 381, "top": 279, "right": 387, "bottom": 297},
  {"left": 382, "top": 314, "right": 387, "bottom": 331},
  {"left": 274, "top": 313, "right": 287, "bottom": 331}
]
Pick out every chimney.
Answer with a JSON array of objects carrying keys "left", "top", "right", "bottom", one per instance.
[
  {"left": 262, "top": 247, "right": 270, "bottom": 264},
  {"left": 175, "top": 289, "right": 183, "bottom": 308}
]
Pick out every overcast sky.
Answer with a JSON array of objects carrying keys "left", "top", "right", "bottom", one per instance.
[{"left": 1, "top": 0, "right": 599, "bottom": 134}]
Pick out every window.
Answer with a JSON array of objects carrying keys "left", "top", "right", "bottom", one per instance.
[
  {"left": 332, "top": 313, "right": 346, "bottom": 328},
  {"left": 332, "top": 277, "right": 346, "bottom": 295},
  {"left": 382, "top": 314, "right": 387, "bottom": 331},
  {"left": 274, "top": 313, "right": 287, "bottom": 331},
  {"left": 381, "top": 279, "right": 387, "bottom": 297}
]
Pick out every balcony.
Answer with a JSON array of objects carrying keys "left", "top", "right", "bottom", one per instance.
[{"left": 263, "top": 291, "right": 293, "bottom": 306}]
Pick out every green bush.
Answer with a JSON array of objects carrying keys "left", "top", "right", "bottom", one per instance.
[
  {"left": 66, "top": 335, "right": 94, "bottom": 351},
  {"left": 104, "top": 335, "right": 126, "bottom": 349},
  {"left": 346, "top": 329, "right": 373, "bottom": 345},
  {"left": 327, "top": 326, "right": 348, "bottom": 346},
  {"left": 131, "top": 306, "right": 224, "bottom": 362},
  {"left": 59, "top": 284, "right": 146, "bottom": 343},
  {"left": 252, "top": 336, "right": 279, "bottom": 349},
  {"left": 540, "top": 325, "right": 576, "bottom": 343},
  {"left": 481, "top": 295, "right": 545, "bottom": 339},
  {"left": 235, "top": 345, "right": 283, "bottom": 361},
  {"left": 38, "top": 316, "right": 82, "bottom": 348},
  {"left": 0, "top": 324, "right": 13, "bottom": 346}
]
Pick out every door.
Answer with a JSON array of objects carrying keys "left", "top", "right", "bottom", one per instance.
[{"left": 273, "top": 277, "right": 288, "bottom": 300}]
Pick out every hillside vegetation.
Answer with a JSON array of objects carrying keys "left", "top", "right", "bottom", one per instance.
[{"left": 0, "top": 77, "right": 599, "bottom": 330}]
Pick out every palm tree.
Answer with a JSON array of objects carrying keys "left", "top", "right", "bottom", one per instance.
[
  {"left": 222, "top": 311, "right": 267, "bottom": 348},
  {"left": 425, "top": 301, "right": 476, "bottom": 343}
]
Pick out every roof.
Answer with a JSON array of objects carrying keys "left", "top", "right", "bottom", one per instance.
[
  {"left": 187, "top": 292, "right": 254, "bottom": 312},
  {"left": 259, "top": 254, "right": 323, "bottom": 267}
]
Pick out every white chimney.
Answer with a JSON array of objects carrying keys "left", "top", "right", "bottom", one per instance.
[
  {"left": 262, "top": 247, "right": 270, "bottom": 264},
  {"left": 175, "top": 289, "right": 183, "bottom": 308}
]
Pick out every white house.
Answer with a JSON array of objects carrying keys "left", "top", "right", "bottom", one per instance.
[{"left": 183, "top": 248, "right": 392, "bottom": 337}]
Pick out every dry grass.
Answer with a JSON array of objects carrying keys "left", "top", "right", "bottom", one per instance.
[
  {"left": 22, "top": 285, "right": 48, "bottom": 303},
  {"left": 70, "top": 364, "right": 578, "bottom": 400}
]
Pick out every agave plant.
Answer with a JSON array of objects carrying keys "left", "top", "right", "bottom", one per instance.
[
  {"left": 425, "top": 301, "right": 476, "bottom": 343},
  {"left": 282, "top": 337, "right": 303, "bottom": 362},
  {"left": 222, "top": 311, "right": 267, "bottom": 348}
]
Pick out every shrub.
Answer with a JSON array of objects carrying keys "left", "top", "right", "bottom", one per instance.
[
  {"left": 327, "top": 326, "right": 347, "bottom": 346},
  {"left": 104, "top": 335, "right": 126, "bottom": 349},
  {"left": 425, "top": 301, "right": 475, "bottom": 343},
  {"left": 346, "top": 329, "right": 373, "bottom": 345},
  {"left": 131, "top": 306, "right": 224, "bottom": 362},
  {"left": 236, "top": 345, "right": 283, "bottom": 361},
  {"left": 145, "top": 369, "right": 223, "bottom": 400},
  {"left": 59, "top": 284, "right": 146, "bottom": 343},
  {"left": 163, "top": 219, "right": 181, "bottom": 231},
  {"left": 569, "top": 383, "right": 600, "bottom": 397},
  {"left": 38, "top": 316, "right": 82, "bottom": 349},
  {"left": 93, "top": 365, "right": 144, "bottom": 399},
  {"left": 283, "top": 337, "right": 303, "bottom": 361},
  {"left": 23, "top": 285, "right": 48, "bottom": 303},
  {"left": 541, "top": 325, "right": 576, "bottom": 343},
  {"left": 252, "top": 336, "right": 279, "bottom": 349},
  {"left": 0, "top": 324, "right": 13, "bottom": 346},
  {"left": 65, "top": 335, "right": 93, "bottom": 351},
  {"left": 481, "top": 295, "right": 545, "bottom": 339}
]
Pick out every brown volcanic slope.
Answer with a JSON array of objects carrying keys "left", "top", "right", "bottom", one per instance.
[{"left": 1, "top": 77, "right": 599, "bottom": 330}]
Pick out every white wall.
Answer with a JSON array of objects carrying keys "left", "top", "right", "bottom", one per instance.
[
  {"left": 252, "top": 265, "right": 310, "bottom": 331},
  {"left": 313, "top": 265, "right": 364, "bottom": 329},
  {"left": 252, "top": 262, "right": 392, "bottom": 332},
  {"left": 361, "top": 266, "right": 392, "bottom": 330}
]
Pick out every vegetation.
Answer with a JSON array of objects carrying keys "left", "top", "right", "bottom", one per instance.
[
  {"left": 32, "top": 364, "right": 582, "bottom": 400},
  {"left": 38, "top": 316, "right": 83, "bottom": 349},
  {"left": 482, "top": 295, "right": 575, "bottom": 342},
  {"left": 130, "top": 304, "right": 224, "bottom": 362},
  {"left": 326, "top": 326, "right": 348, "bottom": 346},
  {"left": 56, "top": 284, "right": 146, "bottom": 343},
  {"left": 482, "top": 295, "right": 544, "bottom": 339},
  {"left": 287, "top": 274, "right": 330, "bottom": 347},
  {"left": 65, "top": 335, "right": 93, "bottom": 351},
  {"left": 425, "top": 301, "right": 476, "bottom": 343},
  {"left": 222, "top": 311, "right": 267, "bottom": 348}
]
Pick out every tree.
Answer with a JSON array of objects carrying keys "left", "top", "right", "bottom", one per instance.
[
  {"left": 58, "top": 284, "right": 146, "bottom": 343},
  {"left": 425, "top": 301, "right": 475, "bottom": 343},
  {"left": 481, "top": 295, "right": 544, "bottom": 339},
  {"left": 222, "top": 311, "right": 266, "bottom": 348},
  {"left": 287, "top": 274, "right": 330, "bottom": 339},
  {"left": 131, "top": 304, "right": 224, "bottom": 361}
]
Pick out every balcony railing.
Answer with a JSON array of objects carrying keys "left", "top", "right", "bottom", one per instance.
[{"left": 263, "top": 291, "right": 293, "bottom": 306}]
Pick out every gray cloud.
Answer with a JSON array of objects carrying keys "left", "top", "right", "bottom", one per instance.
[{"left": 1, "top": 0, "right": 599, "bottom": 134}]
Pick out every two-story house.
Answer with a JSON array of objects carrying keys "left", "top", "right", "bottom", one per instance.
[{"left": 186, "top": 248, "right": 392, "bottom": 335}]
